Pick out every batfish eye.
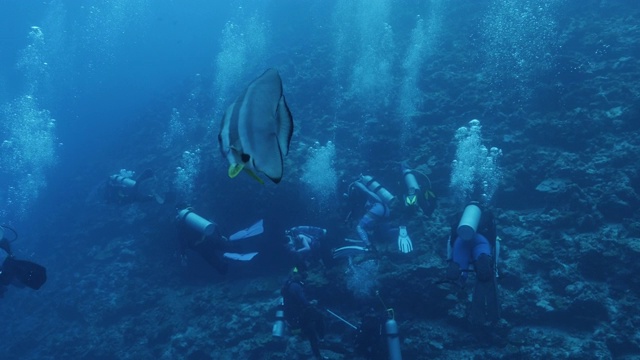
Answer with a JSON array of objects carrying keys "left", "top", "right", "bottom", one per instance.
[{"left": 241, "top": 153, "right": 251, "bottom": 163}]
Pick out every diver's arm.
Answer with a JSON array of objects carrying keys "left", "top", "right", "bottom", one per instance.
[{"left": 296, "top": 237, "right": 311, "bottom": 253}]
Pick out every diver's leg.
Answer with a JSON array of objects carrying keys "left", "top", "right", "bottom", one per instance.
[
  {"left": 301, "top": 316, "right": 322, "bottom": 358},
  {"left": 356, "top": 223, "right": 371, "bottom": 247},
  {"left": 194, "top": 241, "right": 228, "bottom": 275},
  {"left": 471, "top": 252, "right": 499, "bottom": 324},
  {"left": 450, "top": 237, "right": 472, "bottom": 282},
  {"left": 312, "top": 307, "right": 325, "bottom": 339}
]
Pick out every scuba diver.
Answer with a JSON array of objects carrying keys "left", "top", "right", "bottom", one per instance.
[
  {"left": 281, "top": 267, "right": 327, "bottom": 360},
  {"left": 0, "top": 225, "right": 47, "bottom": 297},
  {"left": 104, "top": 168, "right": 165, "bottom": 205},
  {"left": 344, "top": 175, "right": 394, "bottom": 249},
  {"left": 176, "top": 207, "right": 264, "bottom": 275},
  {"left": 354, "top": 307, "right": 388, "bottom": 360},
  {"left": 285, "top": 225, "right": 329, "bottom": 270},
  {"left": 445, "top": 202, "right": 500, "bottom": 324},
  {"left": 334, "top": 174, "right": 413, "bottom": 258},
  {"left": 353, "top": 290, "right": 404, "bottom": 360}
]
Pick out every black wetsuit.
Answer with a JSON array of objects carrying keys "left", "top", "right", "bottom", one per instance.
[
  {"left": 355, "top": 309, "right": 387, "bottom": 360},
  {"left": 179, "top": 222, "right": 228, "bottom": 275},
  {"left": 281, "top": 278, "right": 325, "bottom": 359}
]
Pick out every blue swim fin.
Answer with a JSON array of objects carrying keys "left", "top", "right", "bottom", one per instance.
[
  {"left": 223, "top": 252, "right": 259, "bottom": 261},
  {"left": 229, "top": 219, "right": 264, "bottom": 241},
  {"left": 332, "top": 245, "right": 369, "bottom": 259}
]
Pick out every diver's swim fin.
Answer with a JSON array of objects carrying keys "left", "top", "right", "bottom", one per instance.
[
  {"left": 152, "top": 192, "right": 165, "bottom": 205},
  {"left": 332, "top": 246, "right": 368, "bottom": 259},
  {"left": 223, "top": 252, "right": 259, "bottom": 261},
  {"left": 136, "top": 169, "right": 154, "bottom": 183},
  {"left": 3, "top": 257, "right": 47, "bottom": 290},
  {"left": 470, "top": 254, "right": 500, "bottom": 324},
  {"left": 397, "top": 226, "right": 413, "bottom": 253},
  {"left": 470, "top": 279, "right": 499, "bottom": 324},
  {"left": 345, "top": 238, "right": 364, "bottom": 244},
  {"left": 229, "top": 219, "right": 264, "bottom": 241}
]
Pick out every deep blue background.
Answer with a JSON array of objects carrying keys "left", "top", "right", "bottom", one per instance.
[{"left": 1, "top": 0, "right": 639, "bottom": 358}]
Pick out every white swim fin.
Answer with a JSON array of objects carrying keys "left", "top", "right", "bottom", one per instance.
[
  {"left": 223, "top": 252, "right": 259, "bottom": 261},
  {"left": 229, "top": 219, "right": 264, "bottom": 241},
  {"left": 398, "top": 226, "right": 413, "bottom": 253}
]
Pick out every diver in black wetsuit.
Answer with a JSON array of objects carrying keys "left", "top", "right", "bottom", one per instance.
[
  {"left": 281, "top": 268, "right": 327, "bottom": 360},
  {"left": 354, "top": 308, "right": 388, "bottom": 360},
  {"left": 178, "top": 222, "right": 229, "bottom": 275},
  {"left": 176, "top": 209, "right": 264, "bottom": 275}
]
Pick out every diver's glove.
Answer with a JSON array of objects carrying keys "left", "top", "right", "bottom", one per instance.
[{"left": 397, "top": 226, "right": 413, "bottom": 253}]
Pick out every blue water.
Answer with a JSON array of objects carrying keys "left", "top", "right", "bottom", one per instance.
[{"left": 0, "top": 0, "right": 638, "bottom": 359}]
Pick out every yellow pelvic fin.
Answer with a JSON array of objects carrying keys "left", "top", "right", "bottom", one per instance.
[{"left": 228, "top": 163, "right": 244, "bottom": 178}]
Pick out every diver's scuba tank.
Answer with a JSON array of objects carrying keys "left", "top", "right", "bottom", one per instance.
[
  {"left": 385, "top": 317, "right": 402, "bottom": 360},
  {"left": 177, "top": 208, "right": 216, "bottom": 237},
  {"left": 109, "top": 174, "right": 136, "bottom": 188},
  {"left": 402, "top": 168, "right": 421, "bottom": 206},
  {"left": 457, "top": 203, "right": 482, "bottom": 241},
  {"left": 376, "top": 292, "right": 402, "bottom": 360},
  {"left": 272, "top": 297, "right": 286, "bottom": 337},
  {"left": 360, "top": 175, "right": 395, "bottom": 205}
]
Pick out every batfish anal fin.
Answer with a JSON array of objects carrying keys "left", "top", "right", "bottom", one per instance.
[{"left": 244, "top": 168, "right": 265, "bottom": 184}]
